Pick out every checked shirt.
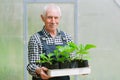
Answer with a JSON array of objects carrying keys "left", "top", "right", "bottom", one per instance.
[{"left": 27, "top": 28, "right": 73, "bottom": 77}]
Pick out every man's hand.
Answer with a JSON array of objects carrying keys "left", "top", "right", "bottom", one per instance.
[{"left": 35, "top": 67, "right": 50, "bottom": 80}]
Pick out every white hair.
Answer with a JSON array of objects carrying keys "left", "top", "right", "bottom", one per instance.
[{"left": 41, "top": 4, "right": 61, "bottom": 17}]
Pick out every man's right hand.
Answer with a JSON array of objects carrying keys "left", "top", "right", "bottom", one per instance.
[{"left": 35, "top": 67, "right": 50, "bottom": 80}]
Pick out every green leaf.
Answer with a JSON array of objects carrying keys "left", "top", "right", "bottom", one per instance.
[
  {"left": 68, "top": 42, "right": 78, "bottom": 49},
  {"left": 85, "top": 44, "right": 96, "bottom": 50}
]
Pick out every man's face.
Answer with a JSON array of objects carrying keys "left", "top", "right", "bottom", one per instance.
[{"left": 42, "top": 9, "right": 61, "bottom": 32}]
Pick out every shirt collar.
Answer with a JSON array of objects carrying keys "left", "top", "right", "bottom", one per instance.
[{"left": 41, "top": 27, "right": 61, "bottom": 37}]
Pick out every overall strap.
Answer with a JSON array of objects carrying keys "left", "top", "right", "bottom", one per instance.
[
  {"left": 60, "top": 31, "right": 67, "bottom": 46},
  {"left": 37, "top": 31, "right": 49, "bottom": 54},
  {"left": 38, "top": 31, "right": 44, "bottom": 36}
]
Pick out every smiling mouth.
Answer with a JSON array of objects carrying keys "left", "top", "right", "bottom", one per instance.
[{"left": 49, "top": 24, "right": 57, "bottom": 27}]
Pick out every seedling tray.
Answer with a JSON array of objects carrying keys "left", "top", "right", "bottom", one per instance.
[{"left": 47, "top": 67, "right": 91, "bottom": 77}]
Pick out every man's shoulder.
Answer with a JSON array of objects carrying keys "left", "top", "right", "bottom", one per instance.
[
  {"left": 59, "top": 30, "right": 71, "bottom": 36},
  {"left": 29, "top": 31, "right": 41, "bottom": 40},
  {"left": 59, "top": 30, "right": 73, "bottom": 42}
]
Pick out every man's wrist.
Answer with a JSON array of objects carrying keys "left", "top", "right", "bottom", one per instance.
[{"left": 35, "top": 67, "right": 41, "bottom": 76}]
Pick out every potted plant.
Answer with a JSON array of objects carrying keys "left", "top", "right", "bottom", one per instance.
[
  {"left": 36, "top": 53, "right": 59, "bottom": 69},
  {"left": 61, "top": 42, "right": 96, "bottom": 68},
  {"left": 55, "top": 45, "right": 73, "bottom": 69},
  {"left": 66, "top": 42, "right": 79, "bottom": 68},
  {"left": 54, "top": 42, "right": 79, "bottom": 68},
  {"left": 74, "top": 43, "right": 96, "bottom": 67}
]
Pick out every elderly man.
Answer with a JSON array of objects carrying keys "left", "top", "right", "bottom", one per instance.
[{"left": 27, "top": 4, "right": 73, "bottom": 80}]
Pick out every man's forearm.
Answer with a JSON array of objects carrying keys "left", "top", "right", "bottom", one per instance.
[{"left": 27, "top": 63, "right": 39, "bottom": 77}]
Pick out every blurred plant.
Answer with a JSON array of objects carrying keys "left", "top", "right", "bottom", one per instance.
[{"left": 36, "top": 53, "right": 54, "bottom": 65}]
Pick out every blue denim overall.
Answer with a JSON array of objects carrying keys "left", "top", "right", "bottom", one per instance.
[{"left": 32, "top": 31, "right": 70, "bottom": 80}]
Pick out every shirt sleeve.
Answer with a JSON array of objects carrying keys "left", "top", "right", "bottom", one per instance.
[{"left": 27, "top": 34, "right": 41, "bottom": 77}]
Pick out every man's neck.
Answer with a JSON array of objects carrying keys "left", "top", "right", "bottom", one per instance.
[
  {"left": 49, "top": 30, "right": 57, "bottom": 38},
  {"left": 45, "top": 28, "right": 57, "bottom": 38}
]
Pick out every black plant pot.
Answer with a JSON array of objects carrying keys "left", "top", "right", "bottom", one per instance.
[
  {"left": 77, "top": 60, "right": 89, "bottom": 68},
  {"left": 70, "top": 60, "right": 78, "bottom": 68},
  {"left": 59, "top": 61, "right": 70, "bottom": 69},
  {"left": 42, "top": 62, "right": 59, "bottom": 69}
]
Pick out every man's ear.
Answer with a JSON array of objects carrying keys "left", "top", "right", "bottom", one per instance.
[{"left": 41, "top": 15, "right": 45, "bottom": 22}]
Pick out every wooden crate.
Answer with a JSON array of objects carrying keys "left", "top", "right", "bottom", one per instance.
[{"left": 47, "top": 67, "right": 91, "bottom": 77}]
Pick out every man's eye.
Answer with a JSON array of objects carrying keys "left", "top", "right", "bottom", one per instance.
[
  {"left": 47, "top": 16, "right": 52, "bottom": 19},
  {"left": 55, "top": 17, "right": 58, "bottom": 19},
  {"left": 47, "top": 16, "right": 59, "bottom": 19}
]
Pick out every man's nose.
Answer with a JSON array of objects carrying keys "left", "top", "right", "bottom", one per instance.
[{"left": 51, "top": 17, "right": 55, "bottom": 23}]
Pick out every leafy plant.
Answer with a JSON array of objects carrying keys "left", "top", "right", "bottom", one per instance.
[
  {"left": 75, "top": 43, "right": 96, "bottom": 60},
  {"left": 36, "top": 53, "right": 54, "bottom": 65},
  {"left": 53, "top": 46, "right": 71, "bottom": 63},
  {"left": 60, "top": 42, "right": 96, "bottom": 61},
  {"left": 36, "top": 42, "right": 96, "bottom": 68}
]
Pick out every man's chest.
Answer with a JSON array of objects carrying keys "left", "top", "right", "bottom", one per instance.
[{"left": 41, "top": 36, "right": 65, "bottom": 45}]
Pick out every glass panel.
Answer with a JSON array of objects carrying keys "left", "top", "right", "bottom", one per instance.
[{"left": 0, "top": 0, "right": 24, "bottom": 80}]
